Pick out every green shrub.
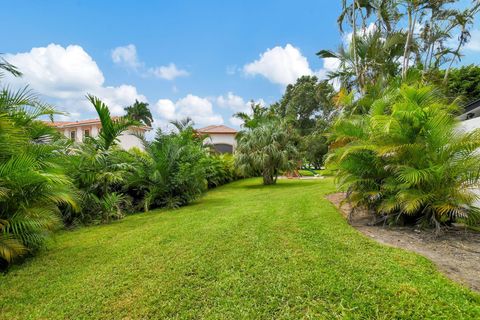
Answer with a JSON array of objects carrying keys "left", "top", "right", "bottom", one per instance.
[
  {"left": 327, "top": 85, "right": 480, "bottom": 229},
  {"left": 203, "top": 153, "right": 240, "bottom": 188}
]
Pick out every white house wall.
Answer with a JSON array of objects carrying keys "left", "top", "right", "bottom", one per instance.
[
  {"left": 204, "top": 133, "right": 237, "bottom": 151},
  {"left": 118, "top": 130, "right": 145, "bottom": 150},
  {"left": 458, "top": 118, "right": 480, "bottom": 206}
]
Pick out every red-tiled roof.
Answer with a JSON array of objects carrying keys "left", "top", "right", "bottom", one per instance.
[
  {"left": 45, "top": 118, "right": 104, "bottom": 127},
  {"left": 197, "top": 125, "right": 237, "bottom": 134},
  {"left": 44, "top": 117, "right": 151, "bottom": 131}
]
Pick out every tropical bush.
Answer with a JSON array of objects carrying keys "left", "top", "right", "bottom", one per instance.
[
  {"left": 327, "top": 85, "right": 480, "bottom": 229},
  {"left": 0, "top": 62, "right": 77, "bottom": 266},
  {"left": 126, "top": 126, "right": 209, "bottom": 211},
  {"left": 203, "top": 153, "right": 240, "bottom": 188}
]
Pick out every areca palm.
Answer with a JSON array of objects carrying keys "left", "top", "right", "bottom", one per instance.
[
  {"left": 327, "top": 85, "right": 480, "bottom": 230},
  {"left": 87, "top": 95, "right": 138, "bottom": 151},
  {"left": 0, "top": 61, "right": 77, "bottom": 264}
]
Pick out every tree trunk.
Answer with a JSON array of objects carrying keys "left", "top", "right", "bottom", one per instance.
[
  {"left": 262, "top": 174, "right": 275, "bottom": 185},
  {"left": 351, "top": 0, "right": 363, "bottom": 92},
  {"left": 402, "top": 7, "right": 414, "bottom": 79}
]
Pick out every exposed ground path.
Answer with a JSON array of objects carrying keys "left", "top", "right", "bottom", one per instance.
[{"left": 1, "top": 179, "right": 479, "bottom": 319}]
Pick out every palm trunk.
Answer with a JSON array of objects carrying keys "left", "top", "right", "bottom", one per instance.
[
  {"left": 402, "top": 8, "right": 416, "bottom": 79},
  {"left": 443, "top": 41, "right": 463, "bottom": 84},
  {"left": 351, "top": 0, "right": 363, "bottom": 92}
]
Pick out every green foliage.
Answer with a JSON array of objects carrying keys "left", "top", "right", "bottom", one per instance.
[
  {"left": 124, "top": 99, "right": 153, "bottom": 127},
  {"left": 268, "top": 76, "right": 336, "bottom": 168},
  {"left": 233, "top": 101, "right": 275, "bottom": 129},
  {"left": 87, "top": 94, "right": 138, "bottom": 151},
  {"left": 438, "top": 65, "right": 480, "bottom": 102},
  {"left": 328, "top": 85, "right": 480, "bottom": 229},
  {"left": 125, "top": 127, "right": 209, "bottom": 211},
  {"left": 203, "top": 153, "right": 240, "bottom": 188},
  {"left": 0, "top": 63, "right": 77, "bottom": 265},
  {"left": 235, "top": 121, "right": 299, "bottom": 185}
]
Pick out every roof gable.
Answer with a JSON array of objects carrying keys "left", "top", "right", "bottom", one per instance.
[{"left": 197, "top": 125, "right": 237, "bottom": 134}]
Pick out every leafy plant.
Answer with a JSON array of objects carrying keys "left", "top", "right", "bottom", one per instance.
[
  {"left": 236, "top": 121, "right": 299, "bottom": 185},
  {"left": 327, "top": 85, "right": 480, "bottom": 230}
]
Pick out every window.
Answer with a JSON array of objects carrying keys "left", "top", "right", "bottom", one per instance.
[
  {"left": 213, "top": 143, "right": 233, "bottom": 154},
  {"left": 70, "top": 130, "right": 76, "bottom": 140},
  {"left": 84, "top": 129, "right": 90, "bottom": 138}
]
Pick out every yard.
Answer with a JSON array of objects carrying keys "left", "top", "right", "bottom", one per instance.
[{"left": 1, "top": 178, "right": 479, "bottom": 319}]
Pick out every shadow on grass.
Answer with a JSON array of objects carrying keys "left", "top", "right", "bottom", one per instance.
[{"left": 241, "top": 180, "right": 318, "bottom": 190}]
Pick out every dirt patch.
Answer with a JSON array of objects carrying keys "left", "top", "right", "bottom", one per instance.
[{"left": 326, "top": 192, "right": 480, "bottom": 292}]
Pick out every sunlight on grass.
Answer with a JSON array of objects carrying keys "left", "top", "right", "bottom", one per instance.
[{"left": 1, "top": 178, "right": 478, "bottom": 319}]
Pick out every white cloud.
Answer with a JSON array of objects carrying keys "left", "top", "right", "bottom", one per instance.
[
  {"left": 243, "top": 43, "right": 340, "bottom": 87},
  {"left": 315, "top": 57, "right": 341, "bottom": 80},
  {"left": 216, "top": 92, "right": 250, "bottom": 113},
  {"left": 343, "top": 22, "right": 377, "bottom": 46},
  {"left": 111, "top": 44, "right": 189, "bottom": 81},
  {"left": 111, "top": 44, "right": 142, "bottom": 70},
  {"left": 5, "top": 43, "right": 146, "bottom": 118},
  {"left": 155, "top": 99, "right": 176, "bottom": 120},
  {"left": 149, "top": 63, "right": 189, "bottom": 80},
  {"left": 465, "top": 29, "right": 480, "bottom": 52},
  {"left": 229, "top": 116, "right": 244, "bottom": 127},
  {"left": 154, "top": 94, "right": 224, "bottom": 128},
  {"left": 243, "top": 44, "right": 313, "bottom": 86}
]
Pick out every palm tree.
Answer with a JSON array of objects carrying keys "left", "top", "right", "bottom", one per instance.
[
  {"left": 327, "top": 85, "right": 480, "bottom": 230},
  {"left": 170, "top": 117, "right": 194, "bottom": 132},
  {"left": 87, "top": 95, "right": 138, "bottom": 151},
  {"left": 0, "top": 60, "right": 77, "bottom": 264},
  {"left": 235, "top": 121, "right": 299, "bottom": 185},
  {"left": 233, "top": 101, "right": 274, "bottom": 129},
  {"left": 124, "top": 100, "right": 153, "bottom": 127}
]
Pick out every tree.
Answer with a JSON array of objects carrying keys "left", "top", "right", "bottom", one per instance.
[
  {"left": 320, "top": 0, "right": 479, "bottom": 89},
  {"left": 273, "top": 76, "right": 337, "bottom": 168},
  {"left": 441, "top": 65, "right": 480, "bottom": 103},
  {"left": 233, "top": 101, "right": 275, "bottom": 129},
  {"left": 124, "top": 100, "right": 153, "bottom": 127},
  {"left": 88, "top": 95, "right": 138, "bottom": 151},
  {"left": 235, "top": 122, "right": 299, "bottom": 185}
]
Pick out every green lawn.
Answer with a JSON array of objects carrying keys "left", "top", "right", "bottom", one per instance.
[{"left": 1, "top": 178, "right": 479, "bottom": 319}]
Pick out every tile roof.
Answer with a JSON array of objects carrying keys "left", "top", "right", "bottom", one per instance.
[
  {"left": 44, "top": 117, "right": 151, "bottom": 131},
  {"left": 197, "top": 125, "right": 237, "bottom": 134}
]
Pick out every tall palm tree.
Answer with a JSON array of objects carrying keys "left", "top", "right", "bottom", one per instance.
[{"left": 124, "top": 100, "right": 153, "bottom": 127}]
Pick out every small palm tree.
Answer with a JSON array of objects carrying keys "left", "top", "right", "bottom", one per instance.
[
  {"left": 124, "top": 100, "right": 153, "bottom": 127},
  {"left": 87, "top": 95, "right": 138, "bottom": 151},
  {"left": 0, "top": 60, "right": 77, "bottom": 264},
  {"left": 235, "top": 121, "right": 299, "bottom": 185}
]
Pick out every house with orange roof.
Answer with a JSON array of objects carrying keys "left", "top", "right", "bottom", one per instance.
[
  {"left": 47, "top": 118, "right": 151, "bottom": 150},
  {"left": 196, "top": 125, "right": 237, "bottom": 154}
]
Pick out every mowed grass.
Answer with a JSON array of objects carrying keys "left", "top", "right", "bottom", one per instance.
[{"left": 1, "top": 178, "right": 479, "bottom": 319}]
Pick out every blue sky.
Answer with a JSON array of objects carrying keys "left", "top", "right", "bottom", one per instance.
[{"left": 2, "top": 0, "right": 480, "bottom": 130}]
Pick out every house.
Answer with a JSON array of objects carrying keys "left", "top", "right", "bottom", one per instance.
[
  {"left": 196, "top": 125, "right": 237, "bottom": 154},
  {"left": 47, "top": 118, "right": 150, "bottom": 150},
  {"left": 459, "top": 99, "right": 480, "bottom": 206},
  {"left": 459, "top": 98, "right": 480, "bottom": 131}
]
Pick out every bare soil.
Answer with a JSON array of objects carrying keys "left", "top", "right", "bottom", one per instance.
[{"left": 326, "top": 192, "right": 480, "bottom": 292}]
